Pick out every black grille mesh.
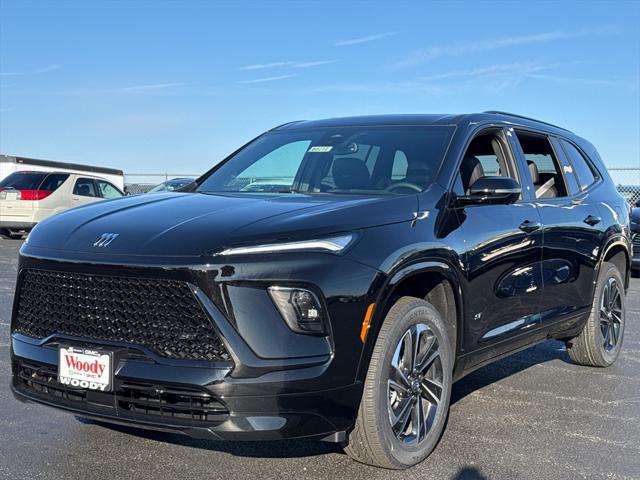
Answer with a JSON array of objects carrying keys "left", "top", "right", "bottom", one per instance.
[
  {"left": 632, "top": 233, "right": 640, "bottom": 253},
  {"left": 14, "top": 269, "right": 230, "bottom": 362}
]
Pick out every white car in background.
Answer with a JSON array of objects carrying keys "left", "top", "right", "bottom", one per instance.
[{"left": 0, "top": 171, "right": 124, "bottom": 238}]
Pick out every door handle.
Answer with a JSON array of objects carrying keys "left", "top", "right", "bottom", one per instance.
[
  {"left": 519, "top": 220, "right": 542, "bottom": 233},
  {"left": 583, "top": 215, "right": 601, "bottom": 226}
]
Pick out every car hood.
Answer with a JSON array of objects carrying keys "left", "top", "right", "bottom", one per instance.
[{"left": 26, "top": 192, "right": 418, "bottom": 257}]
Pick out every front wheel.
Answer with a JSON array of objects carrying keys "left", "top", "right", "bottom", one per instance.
[
  {"left": 566, "top": 262, "right": 626, "bottom": 367},
  {"left": 345, "top": 297, "right": 453, "bottom": 469}
]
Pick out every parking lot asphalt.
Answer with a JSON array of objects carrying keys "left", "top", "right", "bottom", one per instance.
[{"left": 0, "top": 238, "right": 638, "bottom": 480}]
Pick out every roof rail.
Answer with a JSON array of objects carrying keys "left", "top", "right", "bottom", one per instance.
[
  {"left": 483, "top": 111, "right": 573, "bottom": 133},
  {"left": 269, "top": 120, "right": 305, "bottom": 131}
]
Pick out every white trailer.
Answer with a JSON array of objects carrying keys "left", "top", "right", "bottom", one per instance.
[{"left": 0, "top": 155, "right": 124, "bottom": 190}]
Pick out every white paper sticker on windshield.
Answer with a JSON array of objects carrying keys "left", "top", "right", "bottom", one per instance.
[{"left": 308, "top": 146, "right": 333, "bottom": 153}]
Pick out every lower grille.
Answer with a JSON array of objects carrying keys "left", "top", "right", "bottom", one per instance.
[
  {"left": 13, "top": 269, "right": 230, "bottom": 362},
  {"left": 632, "top": 233, "right": 640, "bottom": 257},
  {"left": 15, "top": 360, "right": 228, "bottom": 424}
]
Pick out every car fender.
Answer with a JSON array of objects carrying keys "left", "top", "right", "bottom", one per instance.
[{"left": 355, "top": 256, "right": 465, "bottom": 383}]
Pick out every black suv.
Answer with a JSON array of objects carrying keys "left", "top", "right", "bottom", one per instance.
[
  {"left": 632, "top": 201, "right": 640, "bottom": 275},
  {"left": 10, "top": 112, "right": 632, "bottom": 469}
]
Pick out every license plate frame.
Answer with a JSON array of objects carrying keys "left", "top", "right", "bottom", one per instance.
[{"left": 58, "top": 346, "right": 113, "bottom": 392}]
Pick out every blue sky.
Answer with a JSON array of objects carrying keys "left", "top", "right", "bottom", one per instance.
[{"left": 1, "top": 0, "right": 639, "bottom": 175}]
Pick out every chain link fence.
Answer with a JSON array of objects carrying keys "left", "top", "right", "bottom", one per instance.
[
  {"left": 609, "top": 168, "right": 640, "bottom": 208},
  {"left": 123, "top": 173, "right": 199, "bottom": 195},
  {"left": 124, "top": 168, "right": 640, "bottom": 207}
]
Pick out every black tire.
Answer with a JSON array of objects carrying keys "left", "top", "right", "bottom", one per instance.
[
  {"left": 566, "top": 262, "right": 626, "bottom": 367},
  {"left": 345, "top": 296, "right": 453, "bottom": 469}
]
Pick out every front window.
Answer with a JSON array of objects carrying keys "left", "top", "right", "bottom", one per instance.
[{"left": 197, "top": 126, "right": 454, "bottom": 195}]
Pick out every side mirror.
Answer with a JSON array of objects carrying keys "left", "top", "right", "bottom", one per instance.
[{"left": 457, "top": 176, "right": 522, "bottom": 206}]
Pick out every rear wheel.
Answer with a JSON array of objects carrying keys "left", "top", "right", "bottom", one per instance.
[
  {"left": 566, "top": 262, "right": 626, "bottom": 367},
  {"left": 345, "top": 296, "right": 453, "bottom": 469}
]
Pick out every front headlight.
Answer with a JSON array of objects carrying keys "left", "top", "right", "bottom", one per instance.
[{"left": 214, "top": 234, "right": 354, "bottom": 256}]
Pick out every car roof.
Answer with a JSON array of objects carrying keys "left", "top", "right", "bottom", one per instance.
[
  {"left": 14, "top": 170, "right": 100, "bottom": 178},
  {"left": 273, "top": 111, "right": 577, "bottom": 138}
]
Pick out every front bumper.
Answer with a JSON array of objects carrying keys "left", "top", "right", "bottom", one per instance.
[
  {"left": 11, "top": 336, "right": 360, "bottom": 441},
  {"left": 10, "top": 247, "right": 382, "bottom": 441}
]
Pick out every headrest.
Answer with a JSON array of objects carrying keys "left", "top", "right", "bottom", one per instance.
[
  {"left": 405, "top": 162, "right": 431, "bottom": 187},
  {"left": 460, "top": 156, "right": 484, "bottom": 191},
  {"left": 528, "top": 161, "right": 540, "bottom": 184},
  {"left": 77, "top": 185, "right": 91, "bottom": 196},
  {"left": 332, "top": 157, "right": 370, "bottom": 190}
]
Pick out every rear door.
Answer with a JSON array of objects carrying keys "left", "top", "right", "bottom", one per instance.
[
  {"left": 71, "top": 177, "right": 102, "bottom": 206},
  {"left": 512, "top": 130, "right": 605, "bottom": 320}
]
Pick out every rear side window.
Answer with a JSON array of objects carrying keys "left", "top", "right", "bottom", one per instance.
[
  {"left": 515, "top": 131, "right": 567, "bottom": 199},
  {"left": 73, "top": 178, "right": 98, "bottom": 197},
  {"left": 0, "top": 172, "right": 48, "bottom": 190},
  {"left": 40, "top": 173, "right": 69, "bottom": 192},
  {"left": 559, "top": 139, "right": 597, "bottom": 191}
]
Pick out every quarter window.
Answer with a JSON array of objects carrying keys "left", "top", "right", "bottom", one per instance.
[
  {"left": 559, "top": 139, "right": 597, "bottom": 191},
  {"left": 40, "top": 173, "right": 69, "bottom": 192}
]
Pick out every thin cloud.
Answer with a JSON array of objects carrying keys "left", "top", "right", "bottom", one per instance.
[
  {"left": 420, "top": 62, "right": 562, "bottom": 82},
  {"left": 396, "top": 25, "right": 619, "bottom": 67},
  {"left": 240, "top": 60, "right": 338, "bottom": 70},
  {"left": 526, "top": 73, "right": 639, "bottom": 89},
  {"left": 332, "top": 31, "right": 398, "bottom": 47},
  {"left": 241, "top": 61, "right": 295, "bottom": 71},
  {"left": 0, "top": 64, "right": 62, "bottom": 76},
  {"left": 295, "top": 59, "right": 339, "bottom": 68},
  {"left": 115, "top": 82, "right": 185, "bottom": 92},
  {"left": 238, "top": 74, "right": 298, "bottom": 84}
]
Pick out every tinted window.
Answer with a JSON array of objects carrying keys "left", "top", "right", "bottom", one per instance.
[
  {"left": 515, "top": 131, "right": 567, "bottom": 198},
  {"left": 560, "top": 139, "right": 596, "bottom": 191},
  {"left": 97, "top": 180, "right": 123, "bottom": 199},
  {"left": 197, "top": 126, "right": 455, "bottom": 195},
  {"left": 73, "top": 178, "right": 98, "bottom": 197},
  {"left": 458, "top": 131, "right": 516, "bottom": 195},
  {"left": 0, "top": 172, "right": 47, "bottom": 190},
  {"left": 40, "top": 173, "right": 69, "bottom": 192}
]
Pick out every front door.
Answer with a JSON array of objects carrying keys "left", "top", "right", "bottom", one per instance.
[
  {"left": 72, "top": 178, "right": 101, "bottom": 207},
  {"left": 452, "top": 128, "right": 544, "bottom": 354}
]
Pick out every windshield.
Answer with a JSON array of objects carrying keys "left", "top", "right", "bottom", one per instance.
[{"left": 197, "top": 126, "right": 454, "bottom": 195}]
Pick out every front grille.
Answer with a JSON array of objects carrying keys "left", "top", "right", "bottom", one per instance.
[
  {"left": 13, "top": 269, "right": 230, "bottom": 362},
  {"left": 15, "top": 360, "right": 228, "bottom": 424},
  {"left": 633, "top": 233, "right": 640, "bottom": 256}
]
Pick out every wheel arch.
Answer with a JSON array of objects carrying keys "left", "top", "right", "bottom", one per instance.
[
  {"left": 355, "top": 260, "right": 464, "bottom": 383},
  {"left": 599, "top": 236, "right": 631, "bottom": 291}
]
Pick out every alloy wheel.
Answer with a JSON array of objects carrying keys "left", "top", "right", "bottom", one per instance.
[
  {"left": 387, "top": 323, "right": 443, "bottom": 445},
  {"left": 600, "top": 277, "right": 623, "bottom": 352}
]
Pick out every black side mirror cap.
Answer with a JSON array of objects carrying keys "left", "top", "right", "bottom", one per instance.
[{"left": 456, "top": 176, "right": 522, "bottom": 206}]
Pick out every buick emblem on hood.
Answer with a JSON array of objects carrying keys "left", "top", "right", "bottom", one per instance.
[{"left": 93, "top": 233, "right": 120, "bottom": 248}]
